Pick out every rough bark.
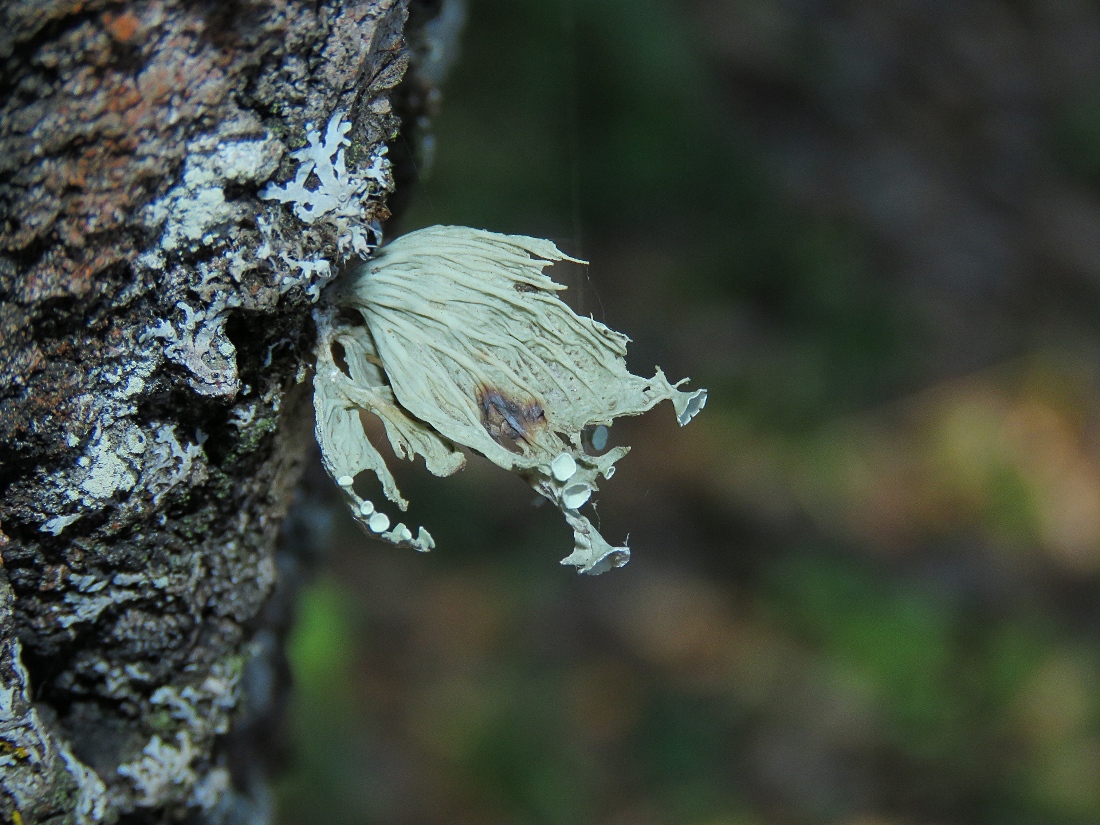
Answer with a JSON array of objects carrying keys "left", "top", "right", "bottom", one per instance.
[{"left": 0, "top": 1, "right": 424, "bottom": 821}]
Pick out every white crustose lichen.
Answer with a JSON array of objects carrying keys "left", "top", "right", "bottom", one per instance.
[{"left": 313, "top": 225, "right": 706, "bottom": 574}]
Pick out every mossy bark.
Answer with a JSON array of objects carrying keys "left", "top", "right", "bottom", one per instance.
[{"left": 0, "top": 1, "right": 416, "bottom": 821}]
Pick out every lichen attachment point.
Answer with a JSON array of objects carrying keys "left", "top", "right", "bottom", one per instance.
[{"left": 312, "top": 225, "right": 707, "bottom": 573}]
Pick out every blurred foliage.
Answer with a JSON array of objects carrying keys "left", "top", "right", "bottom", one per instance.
[{"left": 278, "top": 1, "right": 1100, "bottom": 824}]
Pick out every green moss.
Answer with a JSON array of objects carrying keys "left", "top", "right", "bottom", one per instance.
[
  {"left": 146, "top": 709, "right": 176, "bottom": 734},
  {"left": 285, "top": 125, "right": 309, "bottom": 151},
  {"left": 344, "top": 139, "right": 367, "bottom": 168},
  {"left": 233, "top": 413, "right": 280, "bottom": 456},
  {"left": 168, "top": 509, "right": 218, "bottom": 543}
]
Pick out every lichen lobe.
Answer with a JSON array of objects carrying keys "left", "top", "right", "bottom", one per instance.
[{"left": 314, "top": 225, "right": 707, "bottom": 573}]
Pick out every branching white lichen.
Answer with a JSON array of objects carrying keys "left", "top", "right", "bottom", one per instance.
[
  {"left": 144, "top": 295, "right": 242, "bottom": 397},
  {"left": 114, "top": 659, "right": 241, "bottom": 809},
  {"left": 190, "top": 767, "right": 231, "bottom": 813},
  {"left": 0, "top": 630, "right": 108, "bottom": 823},
  {"left": 262, "top": 111, "right": 391, "bottom": 261},
  {"left": 278, "top": 253, "right": 333, "bottom": 301},
  {"left": 117, "top": 732, "right": 197, "bottom": 805},
  {"left": 58, "top": 588, "right": 137, "bottom": 629},
  {"left": 42, "top": 513, "right": 80, "bottom": 536},
  {"left": 149, "top": 659, "right": 240, "bottom": 734},
  {"left": 313, "top": 226, "right": 707, "bottom": 574},
  {"left": 143, "top": 425, "right": 207, "bottom": 505}
]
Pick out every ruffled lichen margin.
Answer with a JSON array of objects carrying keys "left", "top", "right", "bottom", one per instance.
[
  {"left": 315, "top": 226, "right": 706, "bottom": 574},
  {"left": 0, "top": 0, "right": 421, "bottom": 821}
]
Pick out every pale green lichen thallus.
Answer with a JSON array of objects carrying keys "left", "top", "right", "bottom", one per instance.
[{"left": 313, "top": 225, "right": 707, "bottom": 574}]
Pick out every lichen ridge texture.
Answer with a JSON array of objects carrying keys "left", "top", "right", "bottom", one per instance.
[{"left": 313, "top": 225, "right": 707, "bottom": 574}]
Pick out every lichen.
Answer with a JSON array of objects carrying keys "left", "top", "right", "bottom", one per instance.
[
  {"left": 116, "top": 732, "right": 198, "bottom": 805},
  {"left": 261, "top": 110, "right": 391, "bottom": 262},
  {"left": 313, "top": 225, "right": 707, "bottom": 573},
  {"left": 143, "top": 425, "right": 207, "bottom": 505},
  {"left": 148, "top": 657, "right": 241, "bottom": 734},
  {"left": 0, "top": 610, "right": 109, "bottom": 824},
  {"left": 34, "top": 412, "right": 208, "bottom": 537},
  {"left": 144, "top": 134, "right": 283, "bottom": 253},
  {"left": 277, "top": 253, "right": 334, "bottom": 301},
  {"left": 143, "top": 295, "right": 242, "bottom": 398}
]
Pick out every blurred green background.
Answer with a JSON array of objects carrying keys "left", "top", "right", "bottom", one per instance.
[{"left": 277, "top": 1, "right": 1100, "bottom": 823}]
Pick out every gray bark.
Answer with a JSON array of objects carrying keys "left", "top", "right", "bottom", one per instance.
[{"left": 0, "top": 1, "right": 423, "bottom": 821}]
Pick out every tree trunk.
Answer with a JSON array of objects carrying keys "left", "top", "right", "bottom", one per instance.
[{"left": 0, "top": 1, "right": 430, "bottom": 821}]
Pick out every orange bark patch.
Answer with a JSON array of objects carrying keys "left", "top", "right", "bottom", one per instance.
[{"left": 103, "top": 12, "right": 140, "bottom": 43}]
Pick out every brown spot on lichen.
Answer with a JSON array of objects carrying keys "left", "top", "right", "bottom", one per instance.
[{"left": 477, "top": 385, "right": 547, "bottom": 450}]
